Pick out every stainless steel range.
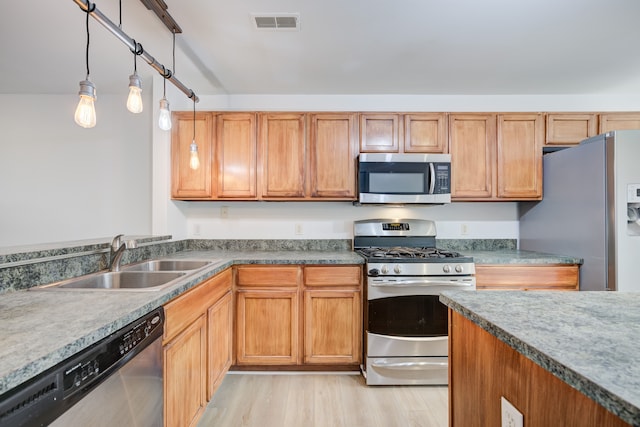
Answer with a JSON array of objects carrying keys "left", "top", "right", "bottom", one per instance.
[{"left": 354, "top": 218, "right": 475, "bottom": 386}]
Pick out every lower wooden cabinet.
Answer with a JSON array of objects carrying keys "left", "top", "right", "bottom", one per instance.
[
  {"left": 163, "top": 269, "right": 233, "bottom": 427},
  {"left": 234, "top": 264, "right": 362, "bottom": 368},
  {"left": 163, "top": 315, "right": 207, "bottom": 427},
  {"left": 235, "top": 289, "right": 300, "bottom": 365},
  {"left": 476, "top": 264, "right": 579, "bottom": 290}
]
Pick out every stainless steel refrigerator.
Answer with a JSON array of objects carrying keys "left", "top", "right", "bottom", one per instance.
[{"left": 519, "top": 130, "right": 640, "bottom": 291}]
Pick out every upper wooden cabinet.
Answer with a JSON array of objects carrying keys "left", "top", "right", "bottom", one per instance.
[
  {"left": 599, "top": 112, "right": 640, "bottom": 133},
  {"left": 497, "top": 113, "right": 544, "bottom": 199},
  {"left": 308, "top": 113, "right": 358, "bottom": 198},
  {"left": 259, "top": 113, "right": 307, "bottom": 199},
  {"left": 449, "top": 113, "right": 496, "bottom": 199},
  {"left": 216, "top": 113, "right": 257, "bottom": 199},
  {"left": 545, "top": 113, "right": 598, "bottom": 146},
  {"left": 359, "top": 113, "right": 448, "bottom": 153},
  {"left": 450, "top": 113, "right": 543, "bottom": 201},
  {"left": 171, "top": 112, "right": 214, "bottom": 199}
]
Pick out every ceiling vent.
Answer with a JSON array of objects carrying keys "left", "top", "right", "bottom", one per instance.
[{"left": 251, "top": 13, "right": 301, "bottom": 31}]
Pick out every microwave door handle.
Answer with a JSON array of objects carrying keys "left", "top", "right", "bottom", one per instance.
[{"left": 429, "top": 162, "right": 436, "bottom": 194}]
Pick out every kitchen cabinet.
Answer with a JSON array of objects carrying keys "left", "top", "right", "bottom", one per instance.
[
  {"left": 234, "top": 264, "right": 362, "bottom": 367},
  {"left": 163, "top": 269, "right": 233, "bottom": 426},
  {"left": 171, "top": 112, "right": 214, "bottom": 199},
  {"left": 259, "top": 113, "right": 307, "bottom": 198},
  {"left": 545, "top": 113, "right": 598, "bottom": 146},
  {"left": 235, "top": 265, "right": 300, "bottom": 365},
  {"left": 359, "top": 113, "right": 448, "bottom": 153},
  {"left": 449, "top": 113, "right": 543, "bottom": 201},
  {"left": 308, "top": 113, "right": 358, "bottom": 198},
  {"left": 475, "top": 264, "right": 579, "bottom": 290},
  {"left": 216, "top": 113, "right": 257, "bottom": 199},
  {"left": 303, "top": 266, "right": 361, "bottom": 365},
  {"left": 599, "top": 112, "right": 640, "bottom": 133},
  {"left": 449, "top": 311, "right": 629, "bottom": 427}
]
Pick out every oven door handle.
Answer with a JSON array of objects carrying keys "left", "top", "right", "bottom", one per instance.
[
  {"left": 371, "top": 279, "right": 474, "bottom": 288},
  {"left": 428, "top": 162, "right": 436, "bottom": 194},
  {"left": 371, "top": 360, "right": 447, "bottom": 370}
]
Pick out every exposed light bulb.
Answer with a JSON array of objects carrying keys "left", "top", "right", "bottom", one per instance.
[
  {"left": 158, "top": 97, "right": 172, "bottom": 130},
  {"left": 126, "top": 72, "right": 143, "bottom": 113},
  {"left": 189, "top": 141, "right": 200, "bottom": 170},
  {"left": 74, "top": 80, "right": 97, "bottom": 128}
]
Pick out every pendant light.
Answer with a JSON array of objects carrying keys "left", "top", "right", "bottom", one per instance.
[
  {"left": 74, "top": 2, "right": 97, "bottom": 128},
  {"left": 189, "top": 97, "right": 200, "bottom": 170},
  {"left": 158, "top": 31, "right": 176, "bottom": 131},
  {"left": 127, "top": 41, "right": 143, "bottom": 113}
]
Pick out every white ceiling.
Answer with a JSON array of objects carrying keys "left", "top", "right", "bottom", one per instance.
[{"left": 2, "top": 0, "right": 640, "bottom": 97}]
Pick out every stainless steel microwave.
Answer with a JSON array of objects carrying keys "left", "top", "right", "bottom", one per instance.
[{"left": 357, "top": 153, "right": 451, "bottom": 204}]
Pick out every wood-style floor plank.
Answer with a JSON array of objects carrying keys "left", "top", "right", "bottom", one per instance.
[{"left": 197, "top": 373, "right": 448, "bottom": 427}]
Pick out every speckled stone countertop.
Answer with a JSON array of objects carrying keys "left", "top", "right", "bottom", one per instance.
[
  {"left": 440, "top": 291, "right": 640, "bottom": 426},
  {"left": 460, "top": 249, "right": 582, "bottom": 265},
  {"left": 0, "top": 249, "right": 363, "bottom": 396}
]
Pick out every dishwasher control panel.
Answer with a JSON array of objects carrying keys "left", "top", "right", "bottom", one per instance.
[{"left": 61, "top": 309, "right": 164, "bottom": 398}]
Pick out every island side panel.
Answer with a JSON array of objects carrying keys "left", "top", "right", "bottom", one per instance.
[{"left": 448, "top": 309, "right": 630, "bottom": 427}]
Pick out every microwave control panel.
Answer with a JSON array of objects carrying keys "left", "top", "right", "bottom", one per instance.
[{"left": 433, "top": 163, "right": 451, "bottom": 193}]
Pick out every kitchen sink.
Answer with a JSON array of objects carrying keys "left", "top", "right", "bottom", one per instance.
[
  {"left": 34, "top": 271, "right": 186, "bottom": 291},
  {"left": 122, "top": 259, "right": 214, "bottom": 272}
]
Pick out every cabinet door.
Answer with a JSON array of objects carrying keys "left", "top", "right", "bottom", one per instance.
[
  {"left": 545, "top": 113, "right": 597, "bottom": 146},
  {"left": 598, "top": 112, "right": 640, "bottom": 133},
  {"left": 449, "top": 114, "right": 496, "bottom": 199},
  {"left": 476, "top": 265, "right": 579, "bottom": 291},
  {"left": 497, "top": 113, "right": 543, "bottom": 199},
  {"left": 171, "top": 112, "right": 213, "bottom": 199},
  {"left": 359, "top": 113, "right": 400, "bottom": 152},
  {"left": 404, "top": 113, "right": 448, "bottom": 153},
  {"left": 207, "top": 291, "right": 233, "bottom": 400},
  {"left": 308, "top": 113, "right": 358, "bottom": 199},
  {"left": 164, "top": 315, "right": 207, "bottom": 427},
  {"left": 259, "top": 113, "right": 306, "bottom": 198},
  {"left": 304, "top": 290, "right": 361, "bottom": 364},
  {"left": 216, "top": 113, "right": 257, "bottom": 198},
  {"left": 236, "top": 289, "right": 299, "bottom": 365}
]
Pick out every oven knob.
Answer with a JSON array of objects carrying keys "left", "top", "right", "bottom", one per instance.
[
  {"left": 455, "top": 265, "right": 463, "bottom": 273},
  {"left": 393, "top": 265, "right": 402, "bottom": 274},
  {"left": 369, "top": 268, "right": 379, "bottom": 277},
  {"left": 443, "top": 265, "right": 451, "bottom": 273},
  {"left": 381, "top": 265, "right": 389, "bottom": 275}
]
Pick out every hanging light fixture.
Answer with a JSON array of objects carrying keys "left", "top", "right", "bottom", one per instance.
[
  {"left": 127, "top": 40, "right": 143, "bottom": 113},
  {"left": 189, "top": 96, "right": 200, "bottom": 170},
  {"left": 74, "top": 2, "right": 97, "bottom": 128},
  {"left": 158, "top": 30, "right": 176, "bottom": 131}
]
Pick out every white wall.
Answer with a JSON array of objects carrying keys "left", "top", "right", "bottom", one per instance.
[{"left": 0, "top": 93, "right": 153, "bottom": 247}]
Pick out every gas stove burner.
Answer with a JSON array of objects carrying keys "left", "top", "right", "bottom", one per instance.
[{"left": 358, "top": 246, "right": 463, "bottom": 259}]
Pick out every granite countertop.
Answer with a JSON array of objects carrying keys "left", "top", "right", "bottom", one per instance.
[
  {"left": 0, "top": 249, "right": 363, "bottom": 396},
  {"left": 440, "top": 291, "right": 640, "bottom": 426},
  {"left": 461, "top": 249, "right": 582, "bottom": 265}
]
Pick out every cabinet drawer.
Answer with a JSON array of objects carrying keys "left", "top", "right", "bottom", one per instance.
[
  {"left": 476, "top": 265, "right": 579, "bottom": 291},
  {"left": 304, "top": 266, "right": 361, "bottom": 287},
  {"left": 164, "top": 269, "right": 232, "bottom": 342},
  {"left": 236, "top": 265, "right": 300, "bottom": 287}
]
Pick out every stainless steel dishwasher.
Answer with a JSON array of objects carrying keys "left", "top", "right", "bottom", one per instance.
[{"left": 0, "top": 308, "right": 164, "bottom": 427}]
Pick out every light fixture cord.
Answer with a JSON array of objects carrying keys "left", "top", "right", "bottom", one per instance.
[
  {"left": 118, "top": 0, "right": 122, "bottom": 29},
  {"left": 192, "top": 97, "right": 196, "bottom": 142},
  {"left": 172, "top": 30, "right": 176, "bottom": 75},
  {"left": 84, "top": 2, "right": 95, "bottom": 80}
]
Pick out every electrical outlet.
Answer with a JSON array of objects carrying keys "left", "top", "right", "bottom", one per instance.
[
  {"left": 295, "top": 223, "right": 304, "bottom": 235},
  {"left": 193, "top": 223, "right": 201, "bottom": 236},
  {"left": 460, "top": 223, "right": 469, "bottom": 235},
  {"left": 501, "top": 396, "right": 523, "bottom": 427},
  {"left": 220, "top": 206, "right": 229, "bottom": 219}
]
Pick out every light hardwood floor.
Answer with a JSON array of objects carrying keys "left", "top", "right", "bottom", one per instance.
[{"left": 197, "top": 373, "right": 448, "bottom": 427}]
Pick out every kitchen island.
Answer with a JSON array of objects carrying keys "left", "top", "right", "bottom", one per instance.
[{"left": 440, "top": 291, "right": 640, "bottom": 427}]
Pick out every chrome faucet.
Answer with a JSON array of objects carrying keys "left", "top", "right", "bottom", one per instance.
[{"left": 108, "top": 234, "right": 138, "bottom": 272}]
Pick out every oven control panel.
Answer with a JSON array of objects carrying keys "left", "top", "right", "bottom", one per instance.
[{"left": 368, "top": 262, "right": 475, "bottom": 277}]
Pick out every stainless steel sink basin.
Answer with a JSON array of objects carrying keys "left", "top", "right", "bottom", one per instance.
[
  {"left": 123, "top": 259, "right": 214, "bottom": 272},
  {"left": 35, "top": 271, "right": 186, "bottom": 291}
]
